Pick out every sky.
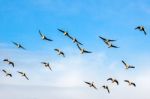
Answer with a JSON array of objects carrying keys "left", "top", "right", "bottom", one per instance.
[{"left": 0, "top": 0, "right": 150, "bottom": 99}]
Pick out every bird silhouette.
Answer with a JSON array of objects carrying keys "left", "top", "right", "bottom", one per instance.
[
  {"left": 57, "top": 29, "right": 70, "bottom": 36},
  {"left": 102, "top": 85, "right": 110, "bottom": 93},
  {"left": 3, "top": 59, "right": 14, "bottom": 67},
  {"left": 39, "top": 30, "right": 53, "bottom": 41},
  {"left": 84, "top": 81, "right": 97, "bottom": 90},
  {"left": 17, "top": 71, "right": 29, "bottom": 80},
  {"left": 77, "top": 44, "right": 92, "bottom": 54},
  {"left": 12, "top": 42, "right": 26, "bottom": 50},
  {"left": 54, "top": 49, "right": 65, "bottom": 57},
  {"left": 99, "top": 36, "right": 119, "bottom": 48},
  {"left": 135, "top": 26, "right": 147, "bottom": 35},
  {"left": 122, "top": 60, "right": 135, "bottom": 69},
  {"left": 2, "top": 69, "right": 12, "bottom": 77},
  {"left": 41, "top": 62, "right": 52, "bottom": 71},
  {"left": 107, "top": 78, "right": 119, "bottom": 85},
  {"left": 124, "top": 80, "right": 136, "bottom": 87},
  {"left": 67, "top": 35, "right": 83, "bottom": 45}
]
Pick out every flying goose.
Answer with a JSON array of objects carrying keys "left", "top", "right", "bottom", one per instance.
[
  {"left": 77, "top": 44, "right": 92, "bottom": 54},
  {"left": 17, "top": 71, "right": 29, "bottom": 80},
  {"left": 122, "top": 60, "right": 135, "bottom": 69},
  {"left": 124, "top": 80, "right": 136, "bottom": 87},
  {"left": 107, "top": 78, "right": 119, "bottom": 85},
  {"left": 39, "top": 30, "right": 53, "bottom": 41},
  {"left": 84, "top": 81, "right": 97, "bottom": 90},
  {"left": 68, "top": 35, "right": 83, "bottom": 45},
  {"left": 99, "top": 36, "right": 119, "bottom": 48},
  {"left": 3, "top": 59, "right": 14, "bottom": 67},
  {"left": 135, "top": 26, "right": 147, "bottom": 35},
  {"left": 2, "top": 69, "right": 12, "bottom": 77},
  {"left": 102, "top": 85, "right": 110, "bottom": 93},
  {"left": 57, "top": 29, "right": 71, "bottom": 36},
  {"left": 41, "top": 62, "right": 52, "bottom": 71},
  {"left": 12, "top": 42, "right": 26, "bottom": 50},
  {"left": 54, "top": 49, "right": 65, "bottom": 57}
]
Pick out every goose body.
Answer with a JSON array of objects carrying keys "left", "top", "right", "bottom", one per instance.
[
  {"left": 3, "top": 59, "right": 14, "bottom": 67},
  {"left": 84, "top": 81, "right": 97, "bottom": 90},
  {"left": 54, "top": 49, "right": 65, "bottom": 57},
  {"left": 18, "top": 71, "right": 29, "bottom": 80},
  {"left": 122, "top": 60, "right": 135, "bottom": 69},
  {"left": 41, "top": 62, "right": 52, "bottom": 71},
  {"left": 107, "top": 78, "right": 119, "bottom": 85},
  {"left": 2, "top": 69, "right": 12, "bottom": 77},
  {"left": 135, "top": 26, "right": 147, "bottom": 35},
  {"left": 77, "top": 44, "right": 92, "bottom": 54},
  {"left": 124, "top": 80, "right": 136, "bottom": 87}
]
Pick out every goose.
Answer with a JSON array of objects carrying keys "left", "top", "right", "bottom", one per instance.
[
  {"left": 107, "top": 78, "right": 119, "bottom": 85},
  {"left": 68, "top": 35, "right": 83, "bottom": 45},
  {"left": 124, "top": 80, "right": 136, "bottom": 87},
  {"left": 58, "top": 29, "right": 70, "bottom": 36},
  {"left": 12, "top": 42, "right": 26, "bottom": 50},
  {"left": 99, "top": 36, "right": 118, "bottom": 48},
  {"left": 122, "top": 60, "right": 135, "bottom": 69},
  {"left": 135, "top": 26, "right": 147, "bottom": 35},
  {"left": 54, "top": 49, "right": 65, "bottom": 57},
  {"left": 102, "top": 85, "right": 110, "bottom": 93},
  {"left": 77, "top": 44, "right": 92, "bottom": 54},
  {"left": 41, "top": 62, "right": 52, "bottom": 71},
  {"left": 2, "top": 69, "right": 12, "bottom": 77},
  {"left": 39, "top": 30, "right": 53, "bottom": 41},
  {"left": 3, "top": 59, "right": 14, "bottom": 67},
  {"left": 84, "top": 81, "right": 97, "bottom": 90},
  {"left": 17, "top": 71, "right": 29, "bottom": 80}
]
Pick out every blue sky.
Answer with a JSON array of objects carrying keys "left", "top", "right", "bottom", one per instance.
[{"left": 0, "top": 0, "right": 150, "bottom": 99}]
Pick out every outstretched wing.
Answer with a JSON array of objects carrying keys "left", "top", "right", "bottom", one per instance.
[
  {"left": 128, "top": 66, "right": 135, "bottom": 68},
  {"left": 24, "top": 74, "right": 29, "bottom": 80},
  {"left": 39, "top": 30, "right": 43, "bottom": 37},
  {"left": 106, "top": 86, "right": 110, "bottom": 93},
  {"left": 122, "top": 60, "right": 127, "bottom": 66},
  {"left": 84, "top": 81, "right": 91, "bottom": 85},
  {"left": 44, "top": 37, "right": 53, "bottom": 41},
  {"left": 2, "top": 69, "right": 7, "bottom": 73},
  {"left": 131, "top": 83, "right": 136, "bottom": 87},
  {"left": 3, "top": 59, "right": 8, "bottom": 61},
  {"left": 77, "top": 44, "right": 82, "bottom": 50},
  {"left": 99, "top": 36, "right": 107, "bottom": 41},
  {"left": 92, "top": 84, "right": 97, "bottom": 90},
  {"left": 142, "top": 28, "right": 147, "bottom": 35},
  {"left": 10, "top": 62, "right": 14, "bottom": 67},
  {"left": 107, "top": 78, "right": 113, "bottom": 81},
  {"left": 54, "top": 49, "right": 59, "bottom": 52},
  {"left": 111, "top": 45, "right": 119, "bottom": 48},
  {"left": 19, "top": 45, "right": 26, "bottom": 50},
  {"left": 12, "top": 42, "right": 18, "bottom": 46},
  {"left": 60, "top": 52, "right": 65, "bottom": 57},
  {"left": 17, "top": 71, "right": 24, "bottom": 75},
  {"left": 108, "top": 39, "right": 116, "bottom": 42},
  {"left": 124, "top": 80, "right": 129, "bottom": 83},
  {"left": 76, "top": 39, "right": 83, "bottom": 45},
  {"left": 84, "top": 50, "right": 92, "bottom": 53},
  {"left": 114, "top": 79, "right": 119, "bottom": 85}
]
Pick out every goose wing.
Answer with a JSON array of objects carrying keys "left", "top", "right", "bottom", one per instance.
[
  {"left": 114, "top": 79, "right": 119, "bottom": 85},
  {"left": 77, "top": 44, "right": 82, "bottom": 51},
  {"left": 99, "top": 36, "right": 107, "bottom": 41},
  {"left": 107, "top": 78, "right": 113, "bottom": 81},
  {"left": 131, "top": 82, "right": 136, "bottom": 87},
  {"left": 84, "top": 50, "right": 92, "bottom": 53}
]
